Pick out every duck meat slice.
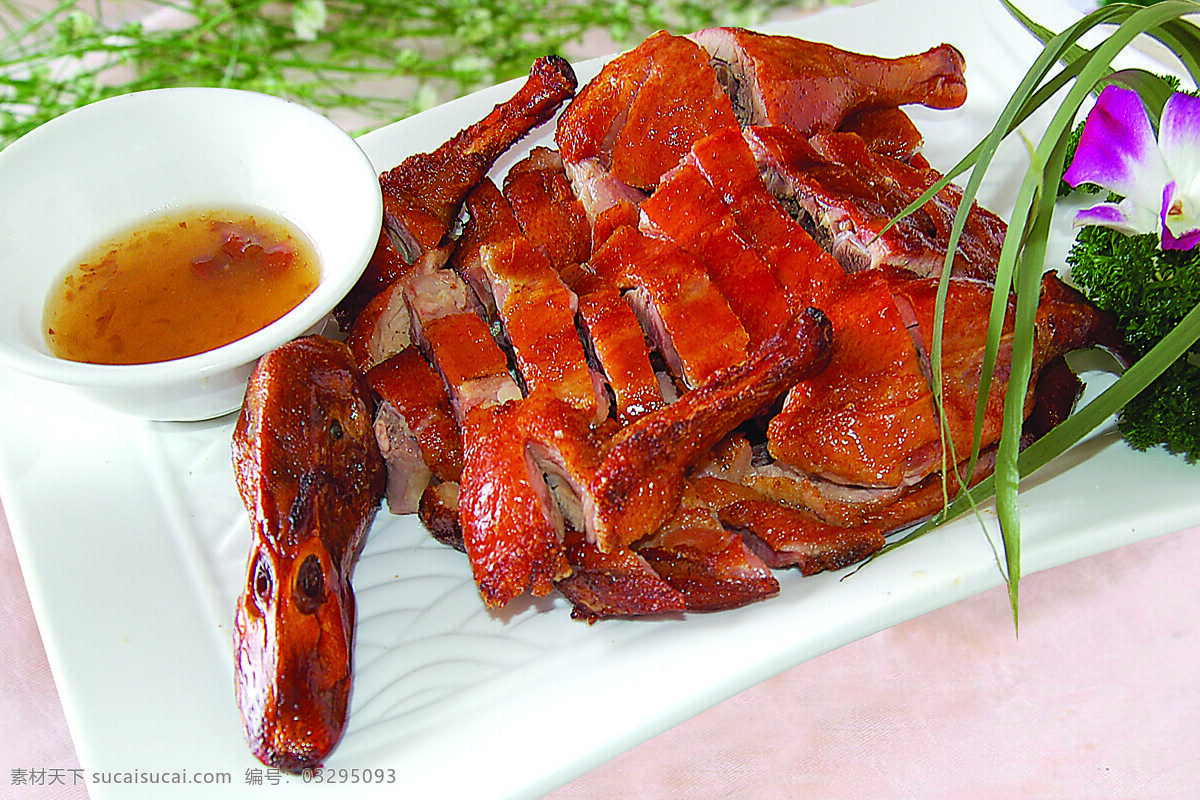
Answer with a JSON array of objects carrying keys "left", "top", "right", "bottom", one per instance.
[
  {"left": 688, "top": 27, "right": 966, "bottom": 135},
  {"left": 572, "top": 270, "right": 665, "bottom": 425},
  {"left": 719, "top": 498, "right": 885, "bottom": 575},
  {"left": 458, "top": 394, "right": 604, "bottom": 608},
  {"left": 562, "top": 158, "right": 649, "bottom": 234},
  {"left": 632, "top": 483, "right": 779, "bottom": 612},
  {"left": 692, "top": 433, "right": 754, "bottom": 484},
  {"left": 456, "top": 310, "right": 831, "bottom": 609},
  {"left": 633, "top": 530, "right": 778, "bottom": 611},
  {"left": 745, "top": 125, "right": 1005, "bottom": 280},
  {"left": 589, "top": 225, "right": 749, "bottom": 389},
  {"left": 640, "top": 160, "right": 794, "bottom": 342},
  {"left": 459, "top": 179, "right": 606, "bottom": 419},
  {"left": 683, "top": 220, "right": 795, "bottom": 343},
  {"left": 366, "top": 347, "right": 464, "bottom": 514},
  {"left": 501, "top": 146, "right": 593, "bottom": 272},
  {"left": 345, "top": 276, "right": 412, "bottom": 372},
  {"left": 403, "top": 267, "right": 478, "bottom": 330},
  {"left": 590, "top": 195, "right": 644, "bottom": 250},
  {"left": 683, "top": 126, "right": 845, "bottom": 310},
  {"left": 451, "top": 178, "right": 529, "bottom": 320},
  {"left": 689, "top": 476, "right": 883, "bottom": 575},
  {"left": 767, "top": 269, "right": 941, "bottom": 490},
  {"left": 586, "top": 308, "right": 832, "bottom": 553},
  {"left": 418, "top": 481, "right": 464, "bottom": 552},
  {"left": 556, "top": 31, "right": 738, "bottom": 193},
  {"left": 421, "top": 311, "right": 522, "bottom": 421},
  {"left": 744, "top": 357, "right": 1088, "bottom": 535},
  {"left": 556, "top": 530, "right": 688, "bottom": 621},
  {"left": 497, "top": 240, "right": 605, "bottom": 419},
  {"left": 404, "top": 268, "right": 517, "bottom": 419},
  {"left": 813, "top": 131, "right": 1007, "bottom": 280},
  {"left": 403, "top": 266, "right": 479, "bottom": 353},
  {"left": 740, "top": 462, "right": 905, "bottom": 530},
  {"left": 369, "top": 398, "right": 430, "bottom": 516},
  {"left": 334, "top": 226, "right": 416, "bottom": 331},
  {"left": 380, "top": 55, "right": 577, "bottom": 266},
  {"left": 760, "top": 269, "right": 1123, "bottom": 529}
]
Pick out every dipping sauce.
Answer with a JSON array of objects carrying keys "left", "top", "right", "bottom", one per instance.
[{"left": 44, "top": 209, "right": 320, "bottom": 365}]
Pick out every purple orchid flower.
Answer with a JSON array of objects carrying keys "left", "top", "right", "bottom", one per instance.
[{"left": 1063, "top": 84, "right": 1200, "bottom": 251}]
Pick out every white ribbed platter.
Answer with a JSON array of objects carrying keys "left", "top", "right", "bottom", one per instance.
[{"left": 2, "top": 0, "right": 1197, "bottom": 797}]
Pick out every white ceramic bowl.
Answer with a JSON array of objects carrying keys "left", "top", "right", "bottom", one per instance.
[{"left": 0, "top": 88, "right": 382, "bottom": 421}]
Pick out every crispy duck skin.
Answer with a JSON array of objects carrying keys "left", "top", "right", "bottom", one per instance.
[
  {"left": 457, "top": 394, "right": 603, "bottom": 608},
  {"left": 571, "top": 270, "right": 666, "bottom": 425},
  {"left": 633, "top": 528, "right": 780, "bottom": 612},
  {"left": 486, "top": 236, "right": 601, "bottom": 415},
  {"left": 232, "top": 335, "right": 385, "bottom": 773},
  {"left": 366, "top": 346, "right": 464, "bottom": 514},
  {"left": 719, "top": 498, "right": 885, "bottom": 575},
  {"left": 687, "top": 27, "right": 966, "bottom": 135},
  {"left": 556, "top": 31, "right": 738, "bottom": 192},
  {"left": 743, "top": 354, "right": 1089, "bottom": 536},
  {"left": 692, "top": 475, "right": 884, "bottom": 574},
  {"left": 761, "top": 269, "right": 1123, "bottom": 529},
  {"left": 589, "top": 225, "right": 750, "bottom": 389},
  {"left": 683, "top": 126, "right": 846, "bottom": 310},
  {"left": 403, "top": 265, "right": 522, "bottom": 420},
  {"left": 501, "top": 146, "right": 593, "bottom": 271},
  {"left": 632, "top": 483, "right": 780, "bottom": 611},
  {"left": 838, "top": 105, "right": 929, "bottom": 165},
  {"left": 640, "top": 160, "right": 794, "bottom": 342},
  {"left": 422, "top": 310, "right": 522, "bottom": 420},
  {"left": 767, "top": 268, "right": 941, "bottom": 489},
  {"left": 457, "top": 179, "right": 604, "bottom": 418},
  {"left": 556, "top": 530, "right": 689, "bottom": 621},
  {"left": 455, "top": 309, "right": 829, "bottom": 609},
  {"left": 564, "top": 434, "right": 774, "bottom": 617},
  {"left": 889, "top": 269, "right": 1126, "bottom": 462},
  {"left": 452, "top": 179, "right": 528, "bottom": 320},
  {"left": 810, "top": 127, "right": 1006, "bottom": 279}
]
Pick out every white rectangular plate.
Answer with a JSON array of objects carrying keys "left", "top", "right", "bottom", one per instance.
[{"left": 3, "top": 0, "right": 1198, "bottom": 797}]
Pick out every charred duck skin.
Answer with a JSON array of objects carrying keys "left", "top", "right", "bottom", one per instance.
[{"left": 232, "top": 335, "right": 385, "bottom": 773}]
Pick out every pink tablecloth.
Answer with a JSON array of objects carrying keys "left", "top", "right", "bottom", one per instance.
[{"left": 4, "top": 490, "right": 1198, "bottom": 799}]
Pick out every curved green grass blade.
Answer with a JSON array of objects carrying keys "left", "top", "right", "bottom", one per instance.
[
  {"left": 872, "top": 1, "right": 1200, "bottom": 627},
  {"left": 882, "top": 294, "right": 1200, "bottom": 556}
]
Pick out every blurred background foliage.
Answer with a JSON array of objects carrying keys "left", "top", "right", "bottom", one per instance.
[{"left": 0, "top": 0, "right": 850, "bottom": 147}]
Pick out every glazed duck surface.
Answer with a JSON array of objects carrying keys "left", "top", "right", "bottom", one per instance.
[
  {"left": 232, "top": 24, "right": 1123, "bottom": 767},
  {"left": 336, "top": 28, "right": 1119, "bottom": 615},
  {"left": 232, "top": 335, "right": 385, "bottom": 772}
]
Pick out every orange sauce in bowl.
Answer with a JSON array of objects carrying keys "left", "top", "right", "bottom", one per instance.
[{"left": 44, "top": 209, "right": 320, "bottom": 365}]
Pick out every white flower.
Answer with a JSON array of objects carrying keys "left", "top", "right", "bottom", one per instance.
[{"left": 292, "top": 0, "right": 327, "bottom": 42}]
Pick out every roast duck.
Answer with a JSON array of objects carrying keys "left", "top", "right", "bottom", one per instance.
[{"left": 231, "top": 30, "right": 1123, "bottom": 770}]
